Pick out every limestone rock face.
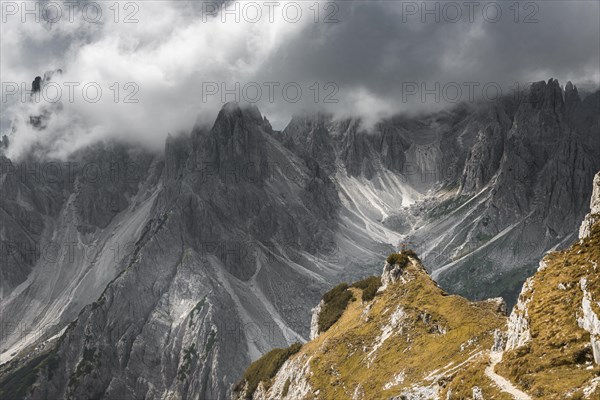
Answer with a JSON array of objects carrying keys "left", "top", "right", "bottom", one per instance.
[
  {"left": 505, "top": 277, "right": 534, "bottom": 351},
  {"left": 492, "top": 329, "right": 506, "bottom": 352},
  {"left": 310, "top": 300, "right": 324, "bottom": 340},
  {"left": 578, "top": 278, "right": 600, "bottom": 364},
  {"left": 576, "top": 172, "right": 600, "bottom": 363},
  {"left": 273, "top": 81, "right": 600, "bottom": 308},
  {"left": 2, "top": 103, "right": 391, "bottom": 400},
  {"left": 472, "top": 386, "right": 484, "bottom": 400},
  {"left": 0, "top": 146, "right": 157, "bottom": 299},
  {"left": 580, "top": 172, "right": 600, "bottom": 239},
  {"left": 485, "top": 297, "right": 508, "bottom": 315},
  {"left": 420, "top": 80, "right": 600, "bottom": 307},
  {"left": 381, "top": 261, "right": 405, "bottom": 289},
  {"left": 458, "top": 104, "right": 511, "bottom": 194},
  {"left": 590, "top": 173, "right": 600, "bottom": 214},
  {"left": 2, "top": 78, "right": 600, "bottom": 400}
]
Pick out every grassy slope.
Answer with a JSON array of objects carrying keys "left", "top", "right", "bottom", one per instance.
[
  {"left": 497, "top": 217, "right": 600, "bottom": 399},
  {"left": 299, "top": 260, "right": 507, "bottom": 399},
  {"left": 441, "top": 354, "right": 513, "bottom": 400},
  {"left": 239, "top": 221, "right": 600, "bottom": 399}
]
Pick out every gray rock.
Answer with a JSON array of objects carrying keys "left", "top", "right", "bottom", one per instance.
[{"left": 2, "top": 80, "right": 599, "bottom": 400}]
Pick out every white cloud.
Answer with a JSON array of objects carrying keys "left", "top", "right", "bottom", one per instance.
[{"left": 1, "top": 0, "right": 599, "bottom": 159}]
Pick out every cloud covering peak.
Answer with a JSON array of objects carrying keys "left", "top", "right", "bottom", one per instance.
[{"left": 1, "top": 0, "right": 598, "bottom": 159}]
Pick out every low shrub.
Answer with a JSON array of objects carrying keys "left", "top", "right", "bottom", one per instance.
[
  {"left": 402, "top": 249, "right": 419, "bottom": 260},
  {"left": 386, "top": 249, "right": 419, "bottom": 268},
  {"left": 572, "top": 345, "right": 593, "bottom": 364},
  {"left": 351, "top": 276, "right": 382, "bottom": 302},
  {"left": 318, "top": 283, "right": 354, "bottom": 333}
]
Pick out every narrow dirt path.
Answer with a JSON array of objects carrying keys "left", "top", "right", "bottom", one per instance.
[{"left": 485, "top": 351, "right": 532, "bottom": 400}]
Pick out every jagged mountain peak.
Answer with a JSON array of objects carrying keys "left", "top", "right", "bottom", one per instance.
[
  {"left": 524, "top": 78, "right": 565, "bottom": 112},
  {"left": 216, "top": 102, "right": 265, "bottom": 125},
  {"left": 565, "top": 80, "right": 583, "bottom": 111},
  {"left": 31, "top": 69, "right": 63, "bottom": 93},
  {"left": 1, "top": 79, "right": 599, "bottom": 400},
  {"left": 235, "top": 173, "right": 600, "bottom": 399},
  {"left": 189, "top": 102, "right": 272, "bottom": 148},
  {"left": 579, "top": 172, "right": 600, "bottom": 239}
]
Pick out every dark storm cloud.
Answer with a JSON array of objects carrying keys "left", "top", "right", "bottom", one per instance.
[
  {"left": 1, "top": 0, "right": 598, "bottom": 157},
  {"left": 256, "top": 0, "right": 599, "bottom": 114}
]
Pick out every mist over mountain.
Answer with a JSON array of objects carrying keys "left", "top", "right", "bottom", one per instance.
[
  {"left": 1, "top": 73, "right": 599, "bottom": 399},
  {"left": 2, "top": 1, "right": 599, "bottom": 157},
  {"left": 1, "top": 1, "right": 600, "bottom": 399}
]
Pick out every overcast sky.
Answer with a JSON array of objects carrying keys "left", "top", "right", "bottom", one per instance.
[{"left": 1, "top": 0, "right": 599, "bottom": 158}]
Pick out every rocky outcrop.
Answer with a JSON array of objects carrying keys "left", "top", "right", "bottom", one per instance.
[
  {"left": 422, "top": 80, "right": 600, "bottom": 307},
  {"left": 2, "top": 78, "right": 600, "bottom": 399},
  {"left": 492, "top": 329, "right": 506, "bottom": 352},
  {"left": 497, "top": 174, "right": 600, "bottom": 397},
  {"left": 484, "top": 297, "right": 508, "bottom": 315},
  {"left": 381, "top": 261, "right": 405, "bottom": 289},
  {"left": 1, "top": 103, "right": 392, "bottom": 400},
  {"left": 472, "top": 386, "right": 484, "bottom": 400},
  {"left": 578, "top": 278, "right": 600, "bottom": 364},
  {"left": 280, "top": 113, "right": 337, "bottom": 177},
  {"left": 309, "top": 300, "right": 324, "bottom": 340},
  {"left": 234, "top": 255, "right": 509, "bottom": 400},
  {"left": 505, "top": 276, "right": 534, "bottom": 351},
  {"left": 28, "top": 70, "right": 63, "bottom": 128},
  {"left": 380, "top": 257, "right": 420, "bottom": 290},
  {"left": 576, "top": 172, "right": 600, "bottom": 363},
  {"left": 458, "top": 104, "right": 512, "bottom": 194},
  {"left": 31, "top": 76, "right": 41, "bottom": 93},
  {"left": 580, "top": 173, "right": 600, "bottom": 239}
]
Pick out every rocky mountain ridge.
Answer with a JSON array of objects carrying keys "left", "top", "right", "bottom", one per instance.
[
  {"left": 0, "top": 77, "right": 598, "bottom": 399},
  {"left": 234, "top": 171, "right": 600, "bottom": 400},
  {"left": 0, "top": 101, "right": 392, "bottom": 400}
]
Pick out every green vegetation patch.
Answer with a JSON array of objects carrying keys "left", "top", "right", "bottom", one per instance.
[
  {"left": 318, "top": 283, "right": 354, "bottom": 333},
  {"left": 386, "top": 249, "right": 419, "bottom": 268},
  {"left": 239, "top": 342, "right": 302, "bottom": 399},
  {"left": 351, "top": 276, "right": 382, "bottom": 302}
]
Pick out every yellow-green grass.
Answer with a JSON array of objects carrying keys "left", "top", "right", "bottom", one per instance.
[
  {"left": 497, "top": 218, "right": 600, "bottom": 399},
  {"left": 297, "top": 260, "right": 506, "bottom": 399},
  {"left": 440, "top": 354, "right": 513, "bottom": 400},
  {"left": 350, "top": 276, "right": 381, "bottom": 302}
]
